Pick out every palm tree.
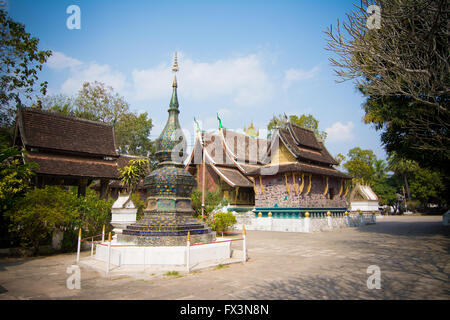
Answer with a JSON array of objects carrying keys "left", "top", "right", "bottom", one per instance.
[{"left": 387, "top": 153, "right": 418, "bottom": 200}]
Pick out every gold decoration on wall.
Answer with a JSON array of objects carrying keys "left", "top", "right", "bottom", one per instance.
[
  {"left": 344, "top": 184, "right": 349, "bottom": 197},
  {"left": 285, "top": 173, "right": 290, "bottom": 195},
  {"left": 292, "top": 172, "right": 298, "bottom": 194},
  {"left": 253, "top": 178, "right": 258, "bottom": 195},
  {"left": 299, "top": 173, "right": 305, "bottom": 194},
  {"left": 306, "top": 174, "right": 312, "bottom": 195},
  {"left": 259, "top": 176, "right": 264, "bottom": 194},
  {"left": 338, "top": 179, "right": 343, "bottom": 196},
  {"left": 323, "top": 177, "right": 329, "bottom": 196}
]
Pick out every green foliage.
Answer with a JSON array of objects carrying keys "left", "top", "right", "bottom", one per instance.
[
  {"left": 371, "top": 176, "right": 398, "bottom": 207},
  {"left": 131, "top": 193, "right": 145, "bottom": 221},
  {"left": 190, "top": 189, "right": 227, "bottom": 219},
  {"left": 211, "top": 212, "right": 237, "bottom": 236},
  {"left": 343, "top": 147, "right": 377, "bottom": 185},
  {"left": 114, "top": 112, "right": 153, "bottom": 156},
  {"left": 0, "top": 9, "right": 52, "bottom": 126},
  {"left": 267, "top": 114, "right": 327, "bottom": 141},
  {"left": 39, "top": 82, "right": 154, "bottom": 158},
  {"left": 7, "top": 186, "right": 113, "bottom": 254},
  {"left": 409, "top": 167, "right": 445, "bottom": 207},
  {"left": 6, "top": 186, "right": 78, "bottom": 254},
  {"left": 119, "top": 158, "right": 150, "bottom": 194},
  {"left": 0, "top": 147, "right": 36, "bottom": 213}
]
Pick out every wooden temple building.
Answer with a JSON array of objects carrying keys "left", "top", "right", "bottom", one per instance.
[
  {"left": 13, "top": 107, "right": 140, "bottom": 198},
  {"left": 186, "top": 121, "right": 352, "bottom": 216}
]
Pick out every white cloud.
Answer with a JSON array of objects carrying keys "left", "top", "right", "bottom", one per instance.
[
  {"left": 325, "top": 121, "right": 355, "bottom": 142},
  {"left": 283, "top": 66, "right": 319, "bottom": 89},
  {"left": 60, "top": 62, "right": 128, "bottom": 95},
  {"left": 46, "top": 51, "right": 82, "bottom": 70},
  {"left": 131, "top": 54, "right": 274, "bottom": 106}
]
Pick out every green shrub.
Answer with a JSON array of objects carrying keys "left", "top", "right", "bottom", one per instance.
[
  {"left": 7, "top": 186, "right": 113, "bottom": 254},
  {"left": 211, "top": 212, "right": 237, "bottom": 236}
]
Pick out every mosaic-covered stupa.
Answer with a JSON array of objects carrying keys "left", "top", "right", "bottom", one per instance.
[{"left": 118, "top": 53, "right": 216, "bottom": 245}]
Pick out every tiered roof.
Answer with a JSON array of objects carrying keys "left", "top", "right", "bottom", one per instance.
[{"left": 186, "top": 121, "right": 350, "bottom": 188}]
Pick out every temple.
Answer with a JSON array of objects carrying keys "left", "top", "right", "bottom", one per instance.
[
  {"left": 13, "top": 107, "right": 120, "bottom": 197},
  {"left": 186, "top": 120, "right": 352, "bottom": 217}
]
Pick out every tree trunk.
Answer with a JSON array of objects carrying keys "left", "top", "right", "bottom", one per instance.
[{"left": 403, "top": 174, "right": 411, "bottom": 200}]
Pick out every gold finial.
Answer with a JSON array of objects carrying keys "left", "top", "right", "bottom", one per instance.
[
  {"left": 78, "top": 228, "right": 82, "bottom": 238},
  {"left": 172, "top": 52, "right": 179, "bottom": 73}
]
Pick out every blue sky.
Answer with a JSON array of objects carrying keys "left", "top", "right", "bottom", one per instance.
[{"left": 6, "top": 0, "right": 387, "bottom": 161}]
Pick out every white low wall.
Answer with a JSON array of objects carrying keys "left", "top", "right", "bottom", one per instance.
[
  {"left": 233, "top": 212, "right": 376, "bottom": 233},
  {"left": 94, "top": 241, "right": 232, "bottom": 266}
]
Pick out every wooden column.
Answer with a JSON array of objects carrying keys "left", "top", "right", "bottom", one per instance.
[
  {"left": 78, "top": 178, "right": 88, "bottom": 197},
  {"left": 99, "top": 179, "right": 109, "bottom": 199}
]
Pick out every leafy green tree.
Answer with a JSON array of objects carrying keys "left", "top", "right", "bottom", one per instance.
[
  {"left": 191, "top": 189, "right": 226, "bottom": 219},
  {"left": 6, "top": 186, "right": 79, "bottom": 254},
  {"left": 0, "top": 9, "right": 52, "bottom": 127},
  {"left": 40, "top": 83, "right": 154, "bottom": 157},
  {"left": 387, "top": 153, "right": 419, "bottom": 200},
  {"left": 343, "top": 147, "right": 377, "bottom": 185},
  {"left": 212, "top": 212, "right": 237, "bottom": 236},
  {"left": 118, "top": 158, "right": 150, "bottom": 195},
  {"left": 0, "top": 9, "right": 52, "bottom": 148},
  {"left": 409, "top": 168, "right": 445, "bottom": 207},
  {"left": 373, "top": 159, "right": 388, "bottom": 181},
  {"left": 74, "top": 81, "right": 129, "bottom": 124},
  {"left": 0, "top": 147, "right": 36, "bottom": 213},
  {"left": 267, "top": 114, "right": 327, "bottom": 141},
  {"left": 114, "top": 112, "right": 153, "bottom": 156}
]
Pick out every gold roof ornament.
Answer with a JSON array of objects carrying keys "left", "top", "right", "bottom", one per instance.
[{"left": 172, "top": 52, "right": 179, "bottom": 88}]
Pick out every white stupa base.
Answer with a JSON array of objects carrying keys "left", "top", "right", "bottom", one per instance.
[{"left": 94, "top": 239, "right": 232, "bottom": 267}]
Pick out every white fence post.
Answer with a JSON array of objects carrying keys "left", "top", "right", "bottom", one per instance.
[
  {"left": 345, "top": 211, "right": 350, "bottom": 226},
  {"left": 327, "top": 211, "right": 332, "bottom": 229},
  {"left": 305, "top": 212, "right": 310, "bottom": 233},
  {"left": 76, "top": 228, "right": 81, "bottom": 264},
  {"left": 242, "top": 225, "right": 247, "bottom": 263},
  {"left": 90, "top": 237, "right": 94, "bottom": 257},
  {"left": 186, "top": 231, "right": 191, "bottom": 273},
  {"left": 106, "top": 232, "right": 111, "bottom": 275},
  {"left": 359, "top": 210, "right": 364, "bottom": 225}
]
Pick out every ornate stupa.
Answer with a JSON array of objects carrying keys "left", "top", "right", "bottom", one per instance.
[{"left": 118, "top": 53, "right": 215, "bottom": 245}]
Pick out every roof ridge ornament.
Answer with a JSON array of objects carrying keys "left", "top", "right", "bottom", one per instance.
[{"left": 172, "top": 52, "right": 179, "bottom": 88}]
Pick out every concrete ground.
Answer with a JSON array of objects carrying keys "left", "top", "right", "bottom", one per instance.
[{"left": 0, "top": 216, "right": 448, "bottom": 300}]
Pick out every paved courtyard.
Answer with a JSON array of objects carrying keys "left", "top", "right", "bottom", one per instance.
[{"left": 0, "top": 216, "right": 448, "bottom": 300}]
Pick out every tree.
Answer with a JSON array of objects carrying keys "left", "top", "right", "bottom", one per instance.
[
  {"left": 74, "top": 81, "right": 129, "bottom": 124},
  {"left": 387, "top": 153, "right": 419, "bottom": 200},
  {"left": 324, "top": 0, "right": 449, "bottom": 177},
  {"left": 267, "top": 114, "right": 327, "bottom": 141},
  {"left": 118, "top": 158, "right": 150, "bottom": 195},
  {"left": 114, "top": 112, "right": 153, "bottom": 156},
  {"left": 6, "top": 186, "right": 79, "bottom": 254},
  {"left": 343, "top": 147, "right": 377, "bottom": 185},
  {"left": 373, "top": 159, "right": 388, "bottom": 180},
  {"left": 40, "top": 83, "right": 154, "bottom": 157},
  {"left": 409, "top": 167, "right": 445, "bottom": 207},
  {"left": 0, "top": 9, "right": 51, "bottom": 136}
]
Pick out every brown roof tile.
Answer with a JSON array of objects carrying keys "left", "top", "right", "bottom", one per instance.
[
  {"left": 17, "top": 107, "right": 118, "bottom": 157},
  {"left": 25, "top": 152, "right": 119, "bottom": 179}
]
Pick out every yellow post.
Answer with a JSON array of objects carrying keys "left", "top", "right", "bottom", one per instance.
[
  {"left": 102, "top": 225, "right": 105, "bottom": 242},
  {"left": 108, "top": 232, "right": 111, "bottom": 242},
  {"left": 76, "top": 228, "right": 82, "bottom": 264}
]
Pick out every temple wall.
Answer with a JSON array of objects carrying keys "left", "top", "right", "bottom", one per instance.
[
  {"left": 232, "top": 211, "right": 376, "bottom": 233},
  {"left": 195, "top": 164, "right": 220, "bottom": 193},
  {"left": 255, "top": 174, "right": 348, "bottom": 208}
]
